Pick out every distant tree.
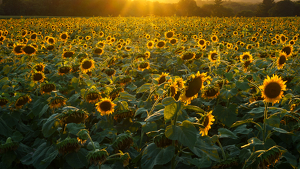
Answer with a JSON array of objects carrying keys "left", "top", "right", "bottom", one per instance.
[
  {"left": 176, "top": 0, "right": 198, "bottom": 16},
  {"left": 268, "top": 0, "right": 295, "bottom": 17},
  {"left": 214, "top": 0, "right": 223, "bottom": 7},
  {"left": 256, "top": 0, "right": 275, "bottom": 17},
  {"left": 236, "top": 10, "right": 256, "bottom": 17}
]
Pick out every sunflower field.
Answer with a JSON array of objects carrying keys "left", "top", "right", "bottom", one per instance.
[{"left": 0, "top": 16, "right": 300, "bottom": 169}]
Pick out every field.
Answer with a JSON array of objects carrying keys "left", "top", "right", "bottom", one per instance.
[{"left": 0, "top": 16, "right": 300, "bottom": 169}]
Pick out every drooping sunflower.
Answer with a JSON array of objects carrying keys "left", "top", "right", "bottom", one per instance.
[
  {"left": 62, "top": 51, "right": 74, "bottom": 59},
  {"left": 49, "top": 96, "right": 66, "bottom": 109},
  {"left": 277, "top": 52, "right": 288, "bottom": 70},
  {"left": 58, "top": 66, "right": 72, "bottom": 75},
  {"left": 104, "top": 68, "right": 116, "bottom": 77},
  {"left": 80, "top": 58, "right": 95, "bottom": 74},
  {"left": 259, "top": 75, "right": 286, "bottom": 104},
  {"left": 199, "top": 111, "right": 215, "bottom": 136},
  {"left": 15, "top": 95, "right": 32, "bottom": 109},
  {"left": 13, "top": 44, "right": 25, "bottom": 55},
  {"left": 156, "top": 40, "right": 166, "bottom": 49},
  {"left": 40, "top": 82, "right": 56, "bottom": 94},
  {"left": 202, "top": 86, "right": 220, "bottom": 99},
  {"left": 180, "top": 51, "right": 195, "bottom": 61},
  {"left": 33, "top": 63, "right": 45, "bottom": 72},
  {"left": 208, "top": 50, "right": 219, "bottom": 63},
  {"left": 117, "top": 76, "right": 132, "bottom": 86},
  {"left": 281, "top": 45, "right": 293, "bottom": 57},
  {"left": 138, "top": 61, "right": 150, "bottom": 71},
  {"left": 146, "top": 41, "right": 154, "bottom": 49},
  {"left": 95, "top": 98, "right": 116, "bottom": 116},
  {"left": 0, "top": 98, "right": 9, "bottom": 108},
  {"left": 86, "top": 91, "right": 102, "bottom": 103},
  {"left": 32, "top": 71, "right": 45, "bottom": 83},
  {"left": 156, "top": 72, "right": 169, "bottom": 85},
  {"left": 181, "top": 72, "right": 208, "bottom": 105},
  {"left": 239, "top": 52, "right": 253, "bottom": 62}
]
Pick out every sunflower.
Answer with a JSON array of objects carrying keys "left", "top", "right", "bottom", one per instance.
[
  {"left": 144, "top": 51, "right": 151, "bottom": 59},
  {"left": 49, "top": 96, "right": 66, "bottom": 109},
  {"left": 165, "top": 30, "right": 174, "bottom": 39},
  {"left": 259, "top": 75, "right": 286, "bottom": 104},
  {"left": 156, "top": 40, "right": 166, "bottom": 49},
  {"left": 94, "top": 48, "right": 104, "bottom": 55},
  {"left": 243, "top": 60, "right": 252, "bottom": 72},
  {"left": 62, "top": 51, "right": 74, "bottom": 59},
  {"left": 181, "top": 72, "right": 208, "bottom": 105},
  {"left": 124, "top": 46, "right": 131, "bottom": 51},
  {"left": 40, "top": 82, "right": 56, "bottom": 94},
  {"left": 199, "top": 111, "right": 215, "bottom": 136},
  {"left": 58, "top": 66, "right": 72, "bottom": 75},
  {"left": 0, "top": 98, "right": 9, "bottom": 108},
  {"left": 239, "top": 52, "right": 253, "bottom": 62},
  {"left": 281, "top": 45, "right": 293, "bottom": 57},
  {"left": 211, "top": 35, "right": 218, "bottom": 42},
  {"left": 32, "top": 71, "right": 45, "bottom": 83},
  {"left": 86, "top": 91, "right": 102, "bottom": 103},
  {"left": 169, "top": 82, "right": 178, "bottom": 98},
  {"left": 33, "top": 63, "right": 45, "bottom": 72},
  {"left": 198, "top": 39, "right": 206, "bottom": 47},
  {"left": 13, "top": 44, "right": 25, "bottom": 55},
  {"left": 146, "top": 41, "right": 154, "bottom": 49},
  {"left": 202, "top": 86, "right": 220, "bottom": 99},
  {"left": 104, "top": 68, "right": 116, "bottom": 76},
  {"left": 95, "top": 98, "right": 116, "bottom": 116},
  {"left": 246, "top": 44, "right": 252, "bottom": 50},
  {"left": 156, "top": 72, "right": 169, "bottom": 85},
  {"left": 169, "top": 38, "right": 178, "bottom": 45},
  {"left": 138, "top": 61, "right": 150, "bottom": 71},
  {"left": 47, "top": 37, "right": 55, "bottom": 44},
  {"left": 46, "top": 45, "right": 55, "bottom": 51},
  {"left": 180, "top": 51, "right": 195, "bottom": 61},
  {"left": 208, "top": 50, "right": 219, "bottom": 63},
  {"left": 279, "top": 34, "right": 287, "bottom": 44},
  {"left": 277, "top": 52, "right": 287, "bottom": 70},
  {"left": 60, "top": 32, "right": 68, "bottom": 41},
  {"left": 289, "top": 40, "right": 295, "bottom": 46},
  {"left": 117, "top": 76, "right": 132, "bottom": 86},
  {"left": 30, "top": 33, "right": 37, "bottom": 40},
  {"left": 80, "top": 58, "right": 95, "bottom": 74},
  {"left": 97, "top": 41, "right": 105, "bottom": 48},
  {"left": 15, "top": 95, "right": 32, "bottom": 109},
  {"left": 174, "top": 77, "right": 185, "bottom": 89}
]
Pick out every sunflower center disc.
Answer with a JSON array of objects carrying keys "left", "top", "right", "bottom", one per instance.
[
  {"left": 282, "top": 47, "right": 291, "bottom": 55},
  {"left": 211, "top": 53, "right": 218, "bottom": 60},
  {"left": 243, "top": 55, "right": 250, "bottom": 60},
  {"left": 82, "top": 61, "right": 92, "bottom": 69},
  {"left": 185, "top": 76, "right": 202, "bottom": 97},
  {"left": 265, "top": 82, "right": 281, "bottom": 99},
  {"left": 100, "top": 101, "right": 112, "bottom": 111},
  {"left": 34, "top": 73, "right": 43, "bottom": 81},
  {"left": 279, "top": 56, "right": 286, "bottom": 64},
  {"left": 158, "top": 76, "right": 166, "bottom": 84},
  {"left": 206, "top": 89, "right": 218, "bottom": 97},
  {"left": 204, "top": 116, "right": 209, "bottom": 127}
]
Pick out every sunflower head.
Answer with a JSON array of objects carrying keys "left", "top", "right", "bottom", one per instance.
[
  {"left": 156, "top": 41, "right": 166, "bottom": 49},
  {"left": 58, "top": 66, "right": 72, "bottom": 75},
  {"left": 239, "top": 52, "right": 253, "bottom": 62},
  {"left": 40, "top": 82, "right": 56, "bottom": 94},
  {"left": 146, "top": 41, "right": 154, "bottom": 49},
  {"left": 259, "top": 75, "right": 286, "bottom": 104},
  {"left": 58, "top": 108, "right": 88, "bottom": 125},
  {"left": 49, "top": 96, "right": 66, "bottom": 109},
  {"left": 32, "top": 71, "right": 45, "bottom": 83},
  {"left": 279, "top": 34, "right": 287, "bottom": 44},
  {"left": 60, "top": 32, "right": 68, "bottom": 41},
  {"left": 80, "top": 58, "right": 95, "bottom": 74},
  {"left": 202, "top": 86, "right": 220, "bottom": 100},
  {"left": 211, "top": 35, "right": 218, "bottom": 42},
  {"left": 0, "top": 137, "right": 19, "bottom": 154},
  {"left": 62, "top": 51, "right": 74, "bottom": 59},
  {"left": 0, "top": 98, "right": 9, "bottom": 108},
  {"left": 281, "top": 45, "right": 293, "bottom": 57},
  {"left": 15, "top": 95, "right": 32, "bottom": 109},
  {"left": 180, "top": 51, "right": 195, "bottom": 61},
  {"left": 165, "top": 31, "right": 174, "bottom": 39},
  {"left": 181, "top": 72, "right": 208, "bottom": 105},
  {"left": 56, "top": 137, "right": 81, "bottom": 155},
  {"left": 199, "top": 111, "right": 215, "bottom": 136},
  {"left": 86, "top": 91, "right": 102, "bottom": 103},
  {"left": 13, "top": 44, "right": 25, "bottom": 55},
  {"left": 208, "top": 50, "right": 219, "bottom": 63},
  {"left": 104, "top": 68, "right": 116, "bottom": 77},
  {"left": 169, "top": 38, "right": 178, "bottom": 45},
  {"left": 87, "top": 149, "right": 109, "bottom": 166},
  {"left": 94, "top": 48, "right": 104, "bottom": 55},
  {"left": 277, "top": 52, "right": 288, "bottom": 70},
  {"left": 95, "top": 98, "right": 116, "bottom": 116},
  {"left": 112, "top": 131, "right": 133, "bottom": 152},
  {"left": 113, "top": 109, "right": 135, "bottom": 121},
  {"left": 156, "top": 72, "right": 169, "bottom": 85},
  {"left": 33, "top": 63, "right": 45, "bottom": 72},
  {"left": 138, "top": 61, "right": 150, "bottom": 71},
  {"left": 47, "top": 37, "right": 55, "bottom": 44},
  {"left": 117, "top": 76, "right": 132, "bottom": 86}
]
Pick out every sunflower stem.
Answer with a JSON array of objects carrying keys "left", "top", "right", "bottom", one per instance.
[
  {"left": 87, "top": 132, "right": 96, "bottom": 151},
  {"left": 217, "top": 138, "right": 226, "bottom": 160},
  {"left": 171, "top": 101, "right": 181, "bottom": 169},
  {"left": 263, "top": 102, "right": 268, "bottom": 143}
]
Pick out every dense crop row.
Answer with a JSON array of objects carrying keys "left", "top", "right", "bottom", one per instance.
[{"left": 0, "top": 16, "right": 300, "bottom": 169}]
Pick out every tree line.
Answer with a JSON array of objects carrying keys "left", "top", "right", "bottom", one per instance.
[{"left": 0, "top": 0, "right": 299, "bottom": 17}]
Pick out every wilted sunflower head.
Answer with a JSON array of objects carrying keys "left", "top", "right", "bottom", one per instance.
[
  {"left": 58, "top": 66, "right": 72, "bottom": 75},
  {"left": 87, "top": 149, "right": 109, "bottom": 166},
  {"left": 86, "top": 91, "right": 102, "bottom": 103},
  {"left": 208, "top": 50, "right": 219, "bottom": 62},
  {"left": 180, "top": 51, "right": 195, "bottom": 61},
  {"left": 202, "top": 86, "right": 220, "bottom": 99},
  {"left": 199, "top": 111, "right": 215, "bottom": 136},
  {"left": 15, "top": 95, "right": 32, "bottom": 109},
  {"left": 281, "top": 45, "right": 293, "bottom": 57},
  {"left": 32, "top": 71, "right": 45, "bottom": 83},
  {"left": 40, "top": 82, "right": 56, "bottom": 94},
  {"left": 138, "top": 61, "right": 150, "bottom": 71},
  {"left": 95, "top": 98, "right": 116, "bottom": 116},
  {"left": 0, "top": 98, "right": 9, "bottom": 108},
  {"left": 104, "top": 68, "right": 116, "bottom": 76},
  {"left": 49, "top": 96, "right": 66, "bottom": 109},
  {"left": 259, "top": 75, "right": 286, "bottom": 104},
  {"left": 181, "top": 72, "right": 208, "bottom": 105},
  {"left": 62, "top": 51, "right": 74, "bottom": 59},
  {"left": 277, "top": 52, "right": 288, "bottom": 70},
  {"left": 80, "top": 58, "right": 95, "bottom": 74}
]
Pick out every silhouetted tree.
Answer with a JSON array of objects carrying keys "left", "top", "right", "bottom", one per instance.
[
  {"left": 256, "top": 0, "right": 275, "bottom": 17},
  {"left": 176, "top": 0, "right": 198, "bottom": 16},
  {"left": 269, "top": 0, "right": 295, "bottom": 17}
]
